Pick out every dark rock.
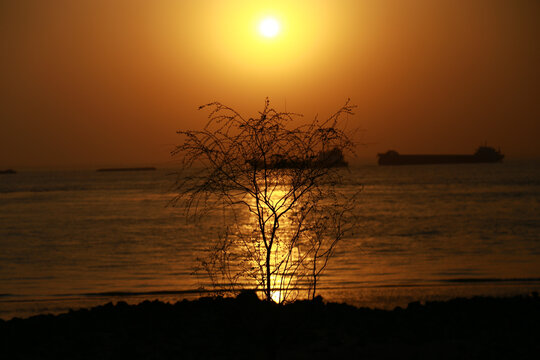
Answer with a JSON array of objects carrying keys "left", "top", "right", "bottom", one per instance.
[
  {"left": 1, "top": 295, "right": 539, "bottom": 359},
  {"left": 236, "top": 289, "right": 260, "bottom": 303}
]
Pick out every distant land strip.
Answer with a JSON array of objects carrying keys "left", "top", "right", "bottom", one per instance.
[{"left": 96, "top": 167, "right": 156, "bottom": 172}]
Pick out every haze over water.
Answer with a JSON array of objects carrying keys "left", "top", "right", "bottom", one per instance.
[{"left": 1, "top": 161, "right": 539, "bottom": 319}]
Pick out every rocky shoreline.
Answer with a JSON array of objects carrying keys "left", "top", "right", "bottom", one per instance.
[{"left": 1, "top": 292, "right": 539, "bottom": 359}]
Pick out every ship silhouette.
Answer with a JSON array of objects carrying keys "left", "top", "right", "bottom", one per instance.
[{"left": 378, "top": 146, "right": 504, "bottom": 166}]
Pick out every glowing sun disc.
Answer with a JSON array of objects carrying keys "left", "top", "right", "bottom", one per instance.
[{"left": 259, "top": 17, "right": 280, "bottom": 38}]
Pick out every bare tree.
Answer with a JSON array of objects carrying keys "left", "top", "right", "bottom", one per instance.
[{"left": 171, "top": 98, "right": 358, "bottom": 303}]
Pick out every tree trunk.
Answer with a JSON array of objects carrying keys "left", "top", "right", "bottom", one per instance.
[{"left": 266, "top": 249, "right": 272, "bottom": 301}]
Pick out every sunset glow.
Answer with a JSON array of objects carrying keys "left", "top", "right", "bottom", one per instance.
[
  {"left": 0, "top": 0, "right": 538, "bottom": 165},
  {"left": 1, "top": 2, "right": 539, "bottom": 356},
  {"left": 258, "top": 17, "right": 280, "bottom": 38}
]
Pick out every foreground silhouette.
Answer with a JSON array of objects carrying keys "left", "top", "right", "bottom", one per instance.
[
  {"left": 172, "top": 99, "right": 358, "bottom": 302},
  {"left": 2, "top": 293, "right": 539, "bottom": 359}
]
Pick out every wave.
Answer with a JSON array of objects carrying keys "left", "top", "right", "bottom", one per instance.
[
  {"left": 81, "top": 289, "right": 211, "bottom": 297},
  {"left": 0, "top": 186, "right": 93, "bottom": 194},
  {"left": 391, "top": 230, "right": 441, "bottom": 237},
  {"left": 2, "top": 278, "right": 540, "bottom": 304},
  {"left": 0, "top": 290, "right": 208, "bottom": 303},
  {"left": 442, "top": 277, "right": 540, "bottom": 283}
]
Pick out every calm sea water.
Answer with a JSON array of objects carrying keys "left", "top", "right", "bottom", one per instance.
[{"left": 1, "top": 161, "right": 539, "bottom": 319}]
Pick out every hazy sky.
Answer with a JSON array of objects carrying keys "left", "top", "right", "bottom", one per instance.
[{"left": 1, "top": 0, "right": 539, "bottom": 168}]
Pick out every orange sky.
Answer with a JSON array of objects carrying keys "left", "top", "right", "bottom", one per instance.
[{"left": 1, "top": 0, "right": 539, "bottom": 168}]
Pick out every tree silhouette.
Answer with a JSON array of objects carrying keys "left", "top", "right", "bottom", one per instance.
[{"left": 172, "top": 98, "right": 358, "bottom": 303}]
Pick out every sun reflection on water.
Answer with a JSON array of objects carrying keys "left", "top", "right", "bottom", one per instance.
[{"left": 233, "top": 178, "right": 324, "bottom": 303}]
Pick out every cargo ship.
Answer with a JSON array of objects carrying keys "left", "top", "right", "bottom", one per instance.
[{"left": 377, "top": 146, "right": 504, "bottom": 166}]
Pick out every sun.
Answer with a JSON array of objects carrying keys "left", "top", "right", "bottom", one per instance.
[{"left": 258, "top": 17, "right": 280, "bottom": 38}]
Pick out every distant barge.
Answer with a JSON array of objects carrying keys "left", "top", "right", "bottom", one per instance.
[
  {"left": 378, "top": 146, "right": 504, "bottom": 166},
  {"left": 97, "top": 167, "right": 156, "bottom": 172}
]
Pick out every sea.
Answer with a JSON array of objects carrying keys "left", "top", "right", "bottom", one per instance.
[{"left": 1, "top": 160, "right": 539, "bottom": 319}]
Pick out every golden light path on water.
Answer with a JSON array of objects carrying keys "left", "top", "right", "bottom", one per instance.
[
  {"left": 232, "top": 176, "right": 325, "bottom": 303},
  {"left": 232, "top": 185, "right": 291, "bottom": 303}
]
